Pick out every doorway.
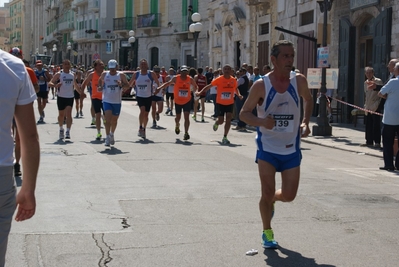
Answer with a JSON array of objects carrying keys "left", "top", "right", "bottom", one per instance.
[{"left": 357, "top": 17, "right": 374, "bottom": 106}]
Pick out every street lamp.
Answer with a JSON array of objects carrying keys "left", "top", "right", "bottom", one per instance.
[
  {"left": 128, "top": 30, "right": 136, "bottom": 70},
  {"left": 313, "top": 0, "right": 334, "bottom": 136},
  {"left": 67, "top": 42, "right": 72, "bottom": 61},
  {"left": 189, "top": 12, "right": 202, "bottom": 68},
  {"left": 43, "top": 46, "right": 47, "bottom": 55},
  {"left": 52, "top": 44, "right": 57, "bottom": 65}
]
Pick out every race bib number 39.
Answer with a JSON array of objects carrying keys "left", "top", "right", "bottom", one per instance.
[{"left": 273, "top": 114, "right": 294, "bottom": 132}]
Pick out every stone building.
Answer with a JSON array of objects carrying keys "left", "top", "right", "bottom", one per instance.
[
  {"left": 72, "top": 0, "right": 115, "bottom": 67},
  {"left": 0, "top": 4, "right": 10, "bottom": 51},
  {"left": 113, "top": 0, "right": 209, "bottom": 70},
  {"left": 8, "top": 0, "right": 23, "bottom": 53},
  {"left": 332, "top": 0, "right": 399, "bottom": 121}
]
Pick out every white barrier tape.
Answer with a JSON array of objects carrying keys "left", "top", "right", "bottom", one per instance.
[{"left": 323, "top": 94, "right": 383, "bottom": 117}]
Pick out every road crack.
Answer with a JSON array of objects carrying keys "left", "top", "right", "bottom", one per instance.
[{"left": 92, "top": 233, "right": 113, "bottom": 267}]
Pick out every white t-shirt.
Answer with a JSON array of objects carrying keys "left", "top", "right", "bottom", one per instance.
[
  {"left": 0, "top": 50, "right": 37, "bottom": 166},
  {"left": 103, "top": 71, "right": 123, "bottom": 104},
  {"left": 380, "top": 77, "right": 399, "bottom": 125}
]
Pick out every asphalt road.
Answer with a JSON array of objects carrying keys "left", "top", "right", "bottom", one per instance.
[{"left": 6, "top": 98, "right": 399, "bottom": 267}]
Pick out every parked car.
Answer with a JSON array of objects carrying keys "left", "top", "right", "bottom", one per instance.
[{"left": 122, "top": 70, "right": 136, "bottom": 100}]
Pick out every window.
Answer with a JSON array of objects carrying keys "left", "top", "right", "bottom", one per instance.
[
  {"left": 300, "top": 10, "right": 313, "bottom": 26},
  {"left": 259, "top": 23, "right": 269, "bottom": 35}
]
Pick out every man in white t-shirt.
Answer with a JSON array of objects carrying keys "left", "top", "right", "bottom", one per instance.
[
  {"left": 0, "top": 49, "right": 40, "bottom": 266},
  {"left": 378, "top": 62, "right": 399, "bottom": 171}
]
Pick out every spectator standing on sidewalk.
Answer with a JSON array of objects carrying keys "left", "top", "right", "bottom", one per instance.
[
  {"left": 239, "top": 40, "right": 313, "bottom": 248},
  {"left": 377, "top": 59, "right": 399, "bottom": 113},
  {"left": 0, "top": 49, "right": 40, "bottom": 266},
  {"left": 362, "top": 66, "right": 383, "bottom": 148},
  {"left": 378, "top": 62, "right": 399, "bottom": 171}
]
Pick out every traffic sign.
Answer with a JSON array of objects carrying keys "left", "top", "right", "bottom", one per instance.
[
  {"left": 317, "top": 47, "right": 329, "bottom": 68},
  {"left": 92, "top": 53, "right": 100, "bottom": 61}
]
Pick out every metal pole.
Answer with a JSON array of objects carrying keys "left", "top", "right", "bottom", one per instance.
[
  {"left": 194, "top": 32, "right": 198, "bottom": 69},
  {"left": 131, "top": 42, "right": 134, "bottom": 70},
  {"left": 312, "top": 0, "right": 332, "bottom": 136}
]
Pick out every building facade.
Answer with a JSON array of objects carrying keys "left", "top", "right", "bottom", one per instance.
[
  {"left": 0, "top": 4, "right": 10, "bottom": 51},
  {"left": 332, "top": 0, "right": 399, "bottom": 121},
  {"left": 113, "top": 0, "right": 209, "bottom": 70},
  {"left": 8, "top": 0, "right": 23, "bottom": 53}
]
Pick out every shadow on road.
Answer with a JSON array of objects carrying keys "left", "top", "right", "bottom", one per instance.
[
  {"left": 100, "top": 147, "right": 128, "bottom": 155},
  {"left": 263, "top": 246, "right": 336, "bottom": 267}
]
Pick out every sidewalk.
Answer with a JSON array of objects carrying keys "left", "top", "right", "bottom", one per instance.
[{"left": 199, "top": 101, "right": 382, "bottom": 158}]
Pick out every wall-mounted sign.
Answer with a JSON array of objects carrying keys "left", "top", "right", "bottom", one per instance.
[
  {"left": 106, "top": 41, "right": 112, "bottom": 54},
  {"left": 120, "top": 40, "right": 130, "bottom": 47},
  {"left": 307, "top": 68, "right": 339, "bottom": 89},
  {"left": 350, "top": 0, "right": 379, "bottom": 11}
]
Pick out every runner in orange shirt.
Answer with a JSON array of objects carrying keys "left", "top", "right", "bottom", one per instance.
[
  {"left": 197, "top": 64, "right": 243, "bottom": 144},
  {"left": 155, "top": 65, "right": 198, "bottom": 141},
  {"left": 81, "top": 60, "right": 105, "bottom": 140}
]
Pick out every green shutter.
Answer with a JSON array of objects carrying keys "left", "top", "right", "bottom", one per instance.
[
  {"left": 192, "top": 0, "right": 198, "bottom": 12},
  {"left": 182, "top": 0, "right": 187, "bottom": 31},
  {"left": 126, "top": 0, "right": 133, "bottom": 17},
  {"left": 150, "top": 0, "right": 158, "bottom": 13}
]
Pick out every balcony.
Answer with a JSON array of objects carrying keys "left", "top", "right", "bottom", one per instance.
[
  {"left": 72, "top": 29, "right": 89, "bottom": 41},
  {"left": 59, "top": 21, "right": 74, "bottom": 32},
  {"left": 73, "top": 0, "right": 88, "bottom": 6},
  {"left": 51, "top": 0, "right": 59, "bottom": 9},
  {"left": 137, "top": 13, "right": 161, "bottom": 29},
  {"left": 113, "top": 17, "right": 135, "bottom": 32},
  {"left": 88, "top": 0, "right": 99, "bottom": 12}
]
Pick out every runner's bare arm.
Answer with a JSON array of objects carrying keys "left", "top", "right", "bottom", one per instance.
[
  {"left": 296, "top": 74, "right": 313, "bottom": 125},
  {"left": 120, "top": 73, "right": 130, "bottom": 91},
  {"left": 155, "top": 76, "right": 176, "bottom": 94},
  {"left": 48, "top": 73, "right": 61, "bottom": 88}
]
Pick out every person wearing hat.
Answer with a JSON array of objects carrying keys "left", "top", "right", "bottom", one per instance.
[
  {"left": 34, "top": 60, "right": 52, "bottom": 124},
  {"left": 0, "top": 48, "right": 40, "bottom": 266},
  {"left": 154, "top": 65, "right": 198, "bottom": 141},
  {"left": 97, "top": 60, "right": 130, "bottom": 146}
]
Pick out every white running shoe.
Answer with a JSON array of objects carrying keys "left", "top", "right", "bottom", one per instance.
[
  {"left": 105, "top": 136, "right": 110, "bottom": 146},
  {"left": 109, "top": 134, "right": 115, "bottom": 145}
]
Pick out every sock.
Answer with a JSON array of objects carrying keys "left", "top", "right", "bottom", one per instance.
[
  {"left": 110, "top": 131, "right": 114, "bottom": 136},
  {"left": 66, "top": 128, "right": 70, "bottom": 132},
  {"left": 60, "top": 126, "right": 63, "bottom": 130}
]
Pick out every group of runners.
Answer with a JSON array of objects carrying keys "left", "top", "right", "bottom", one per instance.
[
  {"left": 4, "top": 40, "right": 314, "bottom": 254},
  {"left": 33, "top": 57, "right": 251, "bottom": 145}
]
